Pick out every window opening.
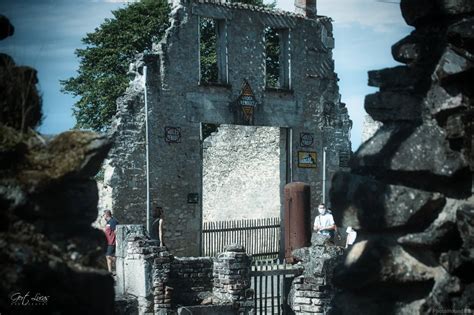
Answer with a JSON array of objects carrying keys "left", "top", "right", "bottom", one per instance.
[
  {"left": 199, "top": 17, "right": 227, "bottom": 84},
  {"left": 265, "top": 27, "right": 290, "bottom": 89}
]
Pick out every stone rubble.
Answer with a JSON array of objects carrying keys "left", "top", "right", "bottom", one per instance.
[
  {"left": 329, "top": 0, "right": 474, "bottom": 313},
  {"left": 0, "top": 16, "right": 114, "bottom": 314}
]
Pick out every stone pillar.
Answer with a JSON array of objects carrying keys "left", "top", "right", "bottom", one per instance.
[
  {"left": 213, "top": 244, "right": 251, "bottom": 301},
  {"left": 124, "top": 237, "right": 155, "bottom": 314},
  {"left": 290, "top": 275, "right": 329, "bottom": 314},
  {"left": 116, "top": 224, "right": 149, "bottom": 296},
  {"left": 152, "top": 250, "right": 173, "bottom": 314}
]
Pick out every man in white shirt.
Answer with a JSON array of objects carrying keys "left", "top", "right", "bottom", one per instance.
[{"left": 313, "top": 203, "right": 336, "bottom": 237}]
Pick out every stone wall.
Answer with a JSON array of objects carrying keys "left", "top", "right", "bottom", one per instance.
[
  {"left": 116, "top": 225, "right": 253, "bottom": 314},
  {"left": 169, "top": 257, "right": 214, "bottom": 306},
  {"left": 329, "top": 1, "right": 474, "bottom": 314},
  {"left": 109, "top": 0, "right": 352, "bottom": 256},
  {"left": 203, "top": 125, "right": 282, "bottom": 221},
  {"left": 289, "top": 233, "right": 344, "bottom": 314}
]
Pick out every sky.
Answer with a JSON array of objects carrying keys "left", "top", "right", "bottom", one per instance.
[{"left": 0, "top": 0, "right": 412, "bottom": 150}]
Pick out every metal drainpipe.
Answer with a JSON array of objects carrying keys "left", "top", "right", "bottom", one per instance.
[
  {"left": 144, "top": 66, "right": 151, "bottom": 233},
  {"left": 322, "top": 146, "right": 327, "bottom": 204}
]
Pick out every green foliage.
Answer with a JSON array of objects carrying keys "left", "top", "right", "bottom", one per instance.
[
  {"left": 202, "top": 123, "right": 219, "bottom": 140},
  {"left": 265, "top": 27, "right": 280, "bottom": 88},
  {"left": 200, "top": 0, "right": 276, "bottom": 84},
  {"left": 200, "top": 18, "right": 219, "bottom": 84},
  {"left": 63, "top": 0, "right": 278, "bottom": 130},
  {"left": 61, "top": 0, "right": 170, "bottom": 131}
]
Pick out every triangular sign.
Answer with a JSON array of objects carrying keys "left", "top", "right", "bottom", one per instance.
[
  {"left": 241, "top": 81, "right": 254, "bottom": 96},
  {"left": 242, "top": 106, "right": 254, "bottom": 120}
]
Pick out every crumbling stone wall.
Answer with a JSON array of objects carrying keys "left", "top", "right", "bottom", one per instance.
[
  {"left": 116, "top": 225, "right": 253, "bottom": 314},
  {"left": 330, "top": 1, "right": 473, "bottom": 314},
  {"left": 0, "top": 16, "right": 114, "bottom": 314},
  {"left": 108, "top": 0, "right": 352, "bottom": 256},
  {"left": 203, "top": 125, "right": 282, "bottom": 221},
  {"left": 169, "top": 257, "right": 214, "bottom": 306},
  {"left": 288, "top": 234, "right": 344, "bottom": 314}
]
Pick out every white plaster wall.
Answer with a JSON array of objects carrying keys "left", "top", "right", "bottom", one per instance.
[{"left": 202, "top": 125, "right": 281, "bottom": 222}]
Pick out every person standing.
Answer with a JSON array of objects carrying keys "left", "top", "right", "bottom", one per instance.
[
  {"left": 313, "top": 203, "right": 336, "bottom": 238},
  {"left": 150, "top": 206, "right": 165, "bottom": 247},
  {"left": 103, "top": 210, "right": 118, "bottom": 273}
]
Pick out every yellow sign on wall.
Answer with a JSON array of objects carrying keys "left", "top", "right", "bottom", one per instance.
[{"left": 298, "top": 151, "right": 317, "bottom": 168}]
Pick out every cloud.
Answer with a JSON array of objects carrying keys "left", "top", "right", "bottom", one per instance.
[{"left": 276, "top": 0, "right": 410, "bottom": 33}]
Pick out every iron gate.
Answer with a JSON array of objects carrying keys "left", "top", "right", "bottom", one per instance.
[{"left": 251, "top": 259, "right": 303, "bottom": 314}]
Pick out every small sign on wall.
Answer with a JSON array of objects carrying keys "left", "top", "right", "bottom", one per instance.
[
  {"left": 165, "top": 127, "right": 181, "bottom": 143},
  {"left": 300, "top": 133, "right": 314, "bottom": 147},
  {"left": 298, "top": 151, "right": 317, "bottom": 168},
  {"left": 187, "top": 193, "right": 199, "bottom": 204}
]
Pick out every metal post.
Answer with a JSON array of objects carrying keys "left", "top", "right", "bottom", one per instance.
[
  {"left": 144, "top": 66, "right": 151, "bottom": 233},
  {"left": 322, "top": 147, "right": 327, "bottom": 204}
]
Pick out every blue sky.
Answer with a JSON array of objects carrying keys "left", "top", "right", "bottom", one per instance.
[{"left": 0, "top": 0, "right": 412, "bottom": 150}]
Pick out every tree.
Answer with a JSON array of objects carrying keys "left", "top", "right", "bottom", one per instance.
[
  {"left": 63, "top": 0, "right": 275, "bottom": 131},
  {"left": 61, "top": 0, "right": 170, "bottom": 131}
]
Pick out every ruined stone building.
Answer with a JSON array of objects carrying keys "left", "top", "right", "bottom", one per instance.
[{"left": 105, "top": 0, "right": 351, "bottom": 256}]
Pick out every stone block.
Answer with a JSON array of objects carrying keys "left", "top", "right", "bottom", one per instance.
[
  {"left": 447, "top": 17, "right": 474, "bottom": 50},
  {"left": 293, "top": 297, "right": 312, "bottom": 304},
  {"left": 426, "top": 84, "right": 468, "bottom": 118},
  {"left": 368, "top": 66, "right": 429, "bottom": 92},
  {"left": 311, "top": 298, "right": 329, "bottom": 305},
  {"left": 400, "top": 0, "right": 474, "bottom": 26},
  {"left": 365, "top": 91, "right": 422, "bottom": 122},
  {"left": 398, "top": 198, "right": 459, "bottom": 250},
  {"left": 350, "top": 121, "right": 471, "bottom": 197},
  {"left": 300, "top": 305, "right": 323, "bottom": 312},
  {"left": 456, "top": 201, "right": 474, "bottom": 248},
  {"left": 330, "top": 172, "right": 445, "bottom": 231},
  {"left": 391, "top": 33, "right": 422, "bottom": 64},
  {"left": 297, "top": 290, "right": 327, "bottom": 298},
  {"left": 333, "top": 239, "right": 441, "bottom": 290},
  {"left": 445, "top": 113, "right": 466, "bottom": 139},
  {"left": 433, "top": 47, "right": 474, "bottom": 82},
  {"left": 400, "top": 0, "right": 436, "bottom": 26}
]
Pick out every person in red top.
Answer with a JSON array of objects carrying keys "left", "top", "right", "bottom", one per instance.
[{"left": 102, "top": 210, "right": 118, "bottom": 273}]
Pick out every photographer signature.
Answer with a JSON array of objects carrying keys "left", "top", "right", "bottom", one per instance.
[{"left": 11, "top": 292, "right": 49, "bottom": 306}]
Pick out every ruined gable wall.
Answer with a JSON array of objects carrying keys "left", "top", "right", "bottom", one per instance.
[{"left": 109, "top": 0, "right": 351, "bottom": 256}]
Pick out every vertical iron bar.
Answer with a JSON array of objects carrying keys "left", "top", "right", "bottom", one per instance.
[
  {"left": 264, "top": 259, "right": 268, "bottom": 313},
  {"left": 277, "top": 259, "right": 281, "bottom": 315},
  {"left": 259, "top": 259, "right": 263, "bottom": 314},
  {"left": 271, "top": 259, "right": 275, "bottom": 314}
]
